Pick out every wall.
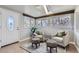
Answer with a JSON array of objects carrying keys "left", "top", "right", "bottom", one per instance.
[
  {"left": 0, "top": 11, "right": 2, "bottom": 47},
  {"left": 74, "top": 6, "right": 79, "bottom": 47},
  {"left": 36, "top": 13, "right": 74, "bottom": 42},
  {"left": 20, "top": 16, "right": 35, "bottom": 40},
  {"left": 0, "top": 7, "right": 21, "bottom": 46},
  {"left": 0, "top": 7, "right": 34, "bottom": 44}
]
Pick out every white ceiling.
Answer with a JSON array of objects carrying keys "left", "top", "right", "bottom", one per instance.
[
  {"left": 47, "top": 5, "right": 76, "bottom": 13},
  {"left": 0, "top": 5, "right": 25, "bottom": 13},
  {"left": 0, "top": 5, "right": 76, "bottom": 17},
  {"left": 24, "top": 5, "right": 46, "bottom": 17}
]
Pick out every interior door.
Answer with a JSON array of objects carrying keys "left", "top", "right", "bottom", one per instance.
[{"left": 6, "top": 10, "right": 20, "bottom": 45}]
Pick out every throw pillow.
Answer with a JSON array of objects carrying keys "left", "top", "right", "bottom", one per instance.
[
  {"left": 60, "top": 31, "right": 66, "bottom": 36},
  {"left": 55, "top": 32, "right": 62, "bottom": 37}
]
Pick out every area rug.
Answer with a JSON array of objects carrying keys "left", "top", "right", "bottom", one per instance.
[{"left": 20, "top": 43, "right": 66, "bottom": 53}]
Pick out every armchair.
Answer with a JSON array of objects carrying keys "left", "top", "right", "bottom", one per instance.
[{"left": 52, "top": 31, "right": 70, "bottom": 47}]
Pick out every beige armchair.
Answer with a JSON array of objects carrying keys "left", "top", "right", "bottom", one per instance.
[
  {"left": 33, "top": 31, "right": 46, "bottom": 42},
  {"left": 52, "top": 31, "right": 70, "bottom": 47}
]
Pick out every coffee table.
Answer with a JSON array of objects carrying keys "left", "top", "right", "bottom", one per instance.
[{"left": 46, "top": 40, "right": 58, "bottom": 53}]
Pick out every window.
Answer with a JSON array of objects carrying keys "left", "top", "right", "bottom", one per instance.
[
  {"left": 52, "top": 15, "right": 71, "bottom": 26},
  {"left": 7, "top": 16, "right": 14, "bottom": 31},
  {"left": 23, "top": 17, "right": 31, "bottom": 28},
  {"left": 42, "top": 20, "right": 49, "bottom": 27},
  {"left": 30, "top": 18, "right": 35, "bottom": 27},
  {"left": 36, "top": 20, "right": 42, "bottom": 27}
]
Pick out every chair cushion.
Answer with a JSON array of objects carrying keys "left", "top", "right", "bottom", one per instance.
[
  {"left": 60, "top": 31, "right": 66, "bottom": 36},
  {"left": 32, "top": 37, "right": 40, "bottom": 40},
  {"left": 33, "top": 33, "right": 38, "bottom": 36},
  {"left": 35, "top": 35, "right": 42, "bottom": 38},
  {"left": 53, "top": 37, "right": 63, "bottom": 42}
]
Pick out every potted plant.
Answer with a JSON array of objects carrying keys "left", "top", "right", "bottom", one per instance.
[{"left": 30, "top": 27, "right": 37, "bottom": 36}]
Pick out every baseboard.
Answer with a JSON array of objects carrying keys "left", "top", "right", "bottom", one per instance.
[
  {"left": 1, "top": 41, "right": 19, "bottom": 48},
  {"left": 19, "top": 37, "right": 31, "bottom": 42}
]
